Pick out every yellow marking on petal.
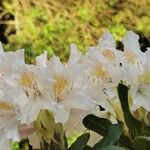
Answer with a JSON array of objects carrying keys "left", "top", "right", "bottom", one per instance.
[
  {"left": 93, "top": 64, "right": 109, "bottom": 78},
  {"left": 20, "top": 73, "right": 34, "bottom": 87},
  {"left": 101, "top": 49, "right": 116, "bottom": 62},
  {"left": 0, "top": 101, "right": 15, "bottom": 111},
  {"left": 138, "top": 71, "right": 150, "bottom": 83},
  {"left": 53, "top": 74, "right": 69, "bottom": 102},
  {"left": 124, "top": 50, "right": 136, "bottom": 63}
]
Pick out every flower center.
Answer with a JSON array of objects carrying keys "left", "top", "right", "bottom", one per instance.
[
  {"left": 19, "top": 73, "right": 42, "bottom": 99},
  {"left": 19, "top": 73, "right": 34, "bottom": 87}
]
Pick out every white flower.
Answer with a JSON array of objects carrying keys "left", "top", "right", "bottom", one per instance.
[
  {"left": 0, "top": 98, "right": 20, "bottom": 149},
  {"left": 4, "top": 64, "right": 65, "bottom": 124},
  {"left": 98, "top": 31, "right": 141, "bottom": 90},
  {"left": 114, "top": 31, "right": 146, "bottom": 97},
  {"left": 97, "top": 31, "right": 145, "bottom": 96},
  {"left": 122, "top": 31, "right": 146, "bottom": 74},
  {"left": 98, "top": 31, "right": 123, "bottom": 66},
  {"left": 0, "top": 48, "right": 25, "bottom": 98},
  {"left": 0, "top": 129, "right": 11, "bottom": 150},
  {"left": 0, "top": 42, "right": 4, "bottom": 55},
  {"left": 131, "top": 49, "right": 150, "bottom": 111},
  {"left": 45, "top": 55, "right": 96, "bottom": 121},
  {"left": 68, "top": 44, "right": 84, "bottom": 66},
  {"left": 0, "top": 30, "right": 148, "bottom": 149},
  {"left": 36, "top": 51, "right": 48, "bottom": 68},
  {"left": 97, "top": 31, "right": 126, "bottom": 85},
  {"left": 64, "top": 109, "right": 92, "bottom": 135},
  {"left": 83, "top": 48, "right": 117, "bottom": 116},
  {"left": 122, "top": 31, "right": 146, "bottom": 66}
]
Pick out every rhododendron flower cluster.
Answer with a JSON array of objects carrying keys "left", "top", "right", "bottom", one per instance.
[{"left": 0, "top": 31, "right": 150, "bottom": 149}]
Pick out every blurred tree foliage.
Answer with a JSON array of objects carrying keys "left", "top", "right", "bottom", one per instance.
[{"left": 1, "top": 0, "right": 150, "bottom": 63}]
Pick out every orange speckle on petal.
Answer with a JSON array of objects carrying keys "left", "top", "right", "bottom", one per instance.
[
  {"left": 101, "top": 49, "right": 116, "bottom": 62},
  {"left": 124, "top": 50, "right": 136, "bottom": 63}
]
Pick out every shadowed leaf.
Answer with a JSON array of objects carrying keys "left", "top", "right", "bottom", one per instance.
[
  {"left": 69, "top": 133, "right": 90, "bottom": 150},
  {"left": 93, "top": 124, "right": 123, "bottom": 149},
  {"left": 118, "top": 83, "right": 142, "bottom": 137},
  {"left": 83, "top": 114, "right": 111, "bottom": 136},
  {"left": 133, "top": 136, "right": 150, "bottom": 150}
]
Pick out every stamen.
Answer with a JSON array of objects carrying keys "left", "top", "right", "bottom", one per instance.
[
  {"left": 32, "top": 82, "right": 42, "bottom": 97},
  {"left": 20, "top": 73, "right": 43, "bottom": 99}
]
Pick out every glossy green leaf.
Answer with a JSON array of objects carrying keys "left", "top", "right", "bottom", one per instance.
[
  {"left": 83, "top": 114, "right": 111, "bottom": 136},
  {"left": 117, "top": 83, "right": 142, "bottom": 137},
  {"left": 141, "top": 120, "right": 150, "bottom": 136},
  {"left": 34, "top": 110, "right": 67, "bottom": 150},
  {"left": 99, "top": 145, "right": 125, "bottom": 150},
  {"left": 49, "top": 123, "right": 67, "bottom": 150},
  {"left": 133, "top": 136, "right": 150, "bottom": 150},
  {"left": 19, "top": 139, "right": 31, "bottom": 150},
  {"left": 68, "top": 133, "right": 90, "bottom": 150},
  {"left": 119, "top": 134, "right": 133, "bottom": 149},
  {"left": 93, "top": 124, "right": 123, "bottom": 149},
  {"left": 84, "top": 145, "right": 93, "bottom": 150},
  {"left": 34, "top": 109, "right": 55, "bottom": 143}
]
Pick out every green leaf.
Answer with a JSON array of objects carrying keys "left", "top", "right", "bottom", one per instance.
[
  {"left": 19, "top": 139, "right": 32, "bottom": 150},
  {"left": 83, "top": 114, "right": 111, "bottom": 136},
  {"left": 117, "top": 83, "right": 142, "bottom": 137},
  {"left": 12, "top": 142, "right": 19, "bottom": 150},
  {"left": 133, "top": 136, "right": 150, "bottom": 150},
  {"left": 34, "top": 109, "right": 55, "bottom": 143},
  {"left": 141, "top": 120, "right": 150, "bottom": 136},
  {"left": 34, "top": 109, "right": 67, "bottom": 150},
  {"left": 84, "top": 145, "right": 93, "bottom": 150},
  {"left": 99, "top": 145, "right": 125, "bottom": 150},
  {"left": 49, "top": 123, "right": 67, "bottom": 150},
  {"left": 119, "top": 134, "right": 133, "bottom": 149},
  {"left": 68, "top": 133, "right": 90, "bottom": 150},
  {"left": 93, "top": 124, "right": 123, "bottom": 149}
]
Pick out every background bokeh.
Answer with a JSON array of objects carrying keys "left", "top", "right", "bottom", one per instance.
[{"left": 0, "top": 0, "right": 150, "bottom": 63}]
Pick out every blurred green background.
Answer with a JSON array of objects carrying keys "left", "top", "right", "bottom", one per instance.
[{"left": 0, "top": 0, "right": 150, "bottom": 63}]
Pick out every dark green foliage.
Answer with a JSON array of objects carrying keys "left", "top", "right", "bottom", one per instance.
[
  {"left": 13, "top": 83, "right": 150, "bottom": 150},
  {"left": 68, "top": 133, "right": 90, "bottom": 150},
  {"left": 132, "top": 136, "right": 150, "bottom": 150},
  {"left": 34, "top": 110, "right": 67, "bottom": 150},
  {"left": 117, "top": 83, "right": 142, "bottom": 137},
  {"left": 93, "top": 124, "right": 123, "bottom": 149},
  {"left": 83, "top": 115, "right": 111, "bottom": 136},
  {"left": 118, "top": 83, "right": 150, "bottom": 138}
]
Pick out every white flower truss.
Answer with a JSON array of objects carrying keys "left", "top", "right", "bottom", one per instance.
[{"left": 0, "top": 31, "right": 149, "bottom": 149}]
